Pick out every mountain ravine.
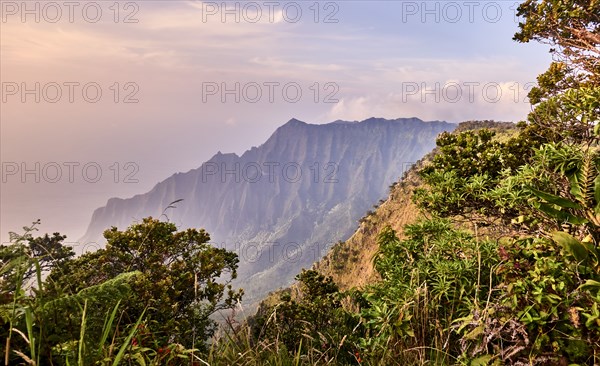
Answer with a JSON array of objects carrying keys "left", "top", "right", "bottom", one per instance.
[{"left": 79, "top": 117, "right": 455, "bottom": 305}]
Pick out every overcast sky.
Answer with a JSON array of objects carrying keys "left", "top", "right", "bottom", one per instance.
[{"left": 1, "top": 1, "right": 552, "bottom": 245}]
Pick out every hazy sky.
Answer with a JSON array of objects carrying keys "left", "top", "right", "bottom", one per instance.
[{"left": 1, "top": 1, "right": 552, "bottom": 246}]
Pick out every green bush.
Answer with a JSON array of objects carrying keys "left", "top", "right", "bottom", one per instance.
[{"left": 356, "top": 220, "right": 499, "bottom": 364}]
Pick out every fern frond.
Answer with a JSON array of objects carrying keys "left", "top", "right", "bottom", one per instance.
[
  {"left": 573, "top": 151, "right": 595, "bottom": 207},
  {"left": 42, "top": 271, "right": 141, "bottom": 312}
]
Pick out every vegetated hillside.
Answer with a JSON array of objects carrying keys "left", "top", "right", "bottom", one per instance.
[
  {"left": 248, "top": 108, "right": 600, "bottom": 364},
  {"left": 313, "top": 159, "right": 421, "bottom": 291},
  {"left": 79, "top": 117, "right": 455, "bottom": 306},
  {"left": 253, "top": 120, "right": 515, "bottom": 314},
  {"left": 313, "top": 120, "right": 516, "bottom": 292}
]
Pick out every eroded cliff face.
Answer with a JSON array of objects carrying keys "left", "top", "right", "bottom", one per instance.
[
  {"left": 80, "top": 117, "right": 455, "bottom": 303},
  {"left": 313, "top": 160, "right": 426, "bottom": 292}
]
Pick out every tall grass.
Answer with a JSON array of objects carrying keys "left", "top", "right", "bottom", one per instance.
[{"left": 0, "top": 225, "right": 152, "bottom": 365}]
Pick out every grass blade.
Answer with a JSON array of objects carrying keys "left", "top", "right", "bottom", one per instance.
[
  {"left": 78, "top": 300, "right": 88, "bottom": 366},
  {"left": 112, "top": 307, "right": 147, "bottom": 366}
]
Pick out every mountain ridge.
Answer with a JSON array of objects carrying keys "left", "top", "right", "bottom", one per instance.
[{"left": 79, "top": 117, "right": 456, "bottom": 304}]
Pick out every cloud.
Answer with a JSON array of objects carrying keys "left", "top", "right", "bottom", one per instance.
[
  {"left": 249, "top": 57, "right": 344, "bottom": 72},
  {"left": 324, "top": 80, "right": 534, "bottom": 123}
]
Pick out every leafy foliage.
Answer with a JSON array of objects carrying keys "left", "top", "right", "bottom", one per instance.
[
  {"left": 250, "top": 269, "right": 359, "bottom": 364},
  {"left": 357, "top": 220, "right": 499, "bottom": 364},
  {"left": 1, "top": 217, "right": 242, "bottom": 365},
  {"left": 514, "top": 0, "right": 600, "bottom": 85},
  {"left": 526, "top": 86, "right": 600, "bottom": 143},
  {"left": 1, "top": 229, "right": 74, "bottom": 296},
  {"left": 415, "top": 126, "right": 542, "bottom": 222},
  {"left": 414, "top": 134, "right": 600, "bottom": 364},
  {"left": 457, "top": 233, "right": 600, "bottom": 364},
  {"left": 45, "top": 217, "right": 242, "bottom": 353},
  {"left": 411, "top": 125, "right": 600, "bottom": 364}
]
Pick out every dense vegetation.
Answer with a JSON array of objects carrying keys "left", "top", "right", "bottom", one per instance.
[
  {"left": 2, "top": 0, "right": 599, "bottom": 364},
  {"left": 1, "top": 218, "right": 241, "bottom": 364}
]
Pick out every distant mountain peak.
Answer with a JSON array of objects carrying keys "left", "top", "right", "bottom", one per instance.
[
  {"left": 361, "top": 117, "right": 424, "bottom": 124},
  {"left": 331, "top": 119, "right": 356, "bottom": 124},
  {"left": 285, "top": 118, "right": 307, "bottom": 125},
  {"left": 214, "top": 151, "right": 239, "bottom": 159},
  {"left": 280, "top": 117, "right": 435, "bottom": 129}
]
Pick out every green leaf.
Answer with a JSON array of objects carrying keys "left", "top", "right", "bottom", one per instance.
[
  {"left": 594, "top": 175, "right": 600, "bottom": 215},
  {"left": 552, "top": 232, "right": 589, "bottom": 262},
  {"left": 530, "top": 188, "right": 582, "bottom": 209},
  {"left": 464, "top": 324, "right": 485, "bottom": 340},
  {"left": 471, "top": 355, "right": 493, "bottom": 366},
  {"left": 579, "top": 279, "right": 600, "bottom": 291},
  {"left": 112, "top": 307, "right": 147, "bottom": 366},
  {"left": 131, "top": 352, "right": 146, "bottom": 366},
  {"left": 99, "top": 300, "right": 121, "bottom": 352},
  {"left": 25, "top": 306, "right": 35, "bottom": 363},
  {"left": 78, "top": 300, "right": 87, "bottom": 366},
  {"left": 538, "top": 204, "right": 588, "bottom": 225}
]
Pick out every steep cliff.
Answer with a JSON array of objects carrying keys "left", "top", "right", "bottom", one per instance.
[{"left": 80, "top": 117, "right": 455, "bottom": 303}]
